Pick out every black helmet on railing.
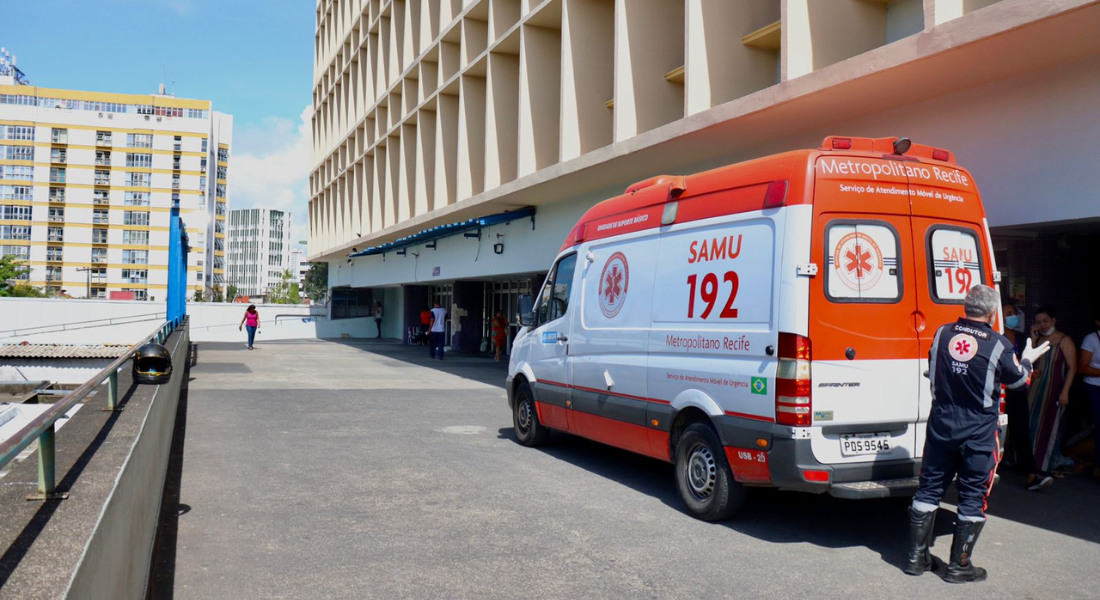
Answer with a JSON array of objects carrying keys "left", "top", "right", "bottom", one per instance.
[{"left": 132, "top": 343, "right": 172, "bottom": 385}]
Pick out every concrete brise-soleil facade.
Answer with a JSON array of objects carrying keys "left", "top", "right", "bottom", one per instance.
[
  {"left": 309, "top": 0, "right": 1100, "bottom": 343},
  {"left": 0, "top": 77, "right": 231, "bottom": 300},
  {"left": 226, "top": 208, "right": 294, "bottom": 298}
]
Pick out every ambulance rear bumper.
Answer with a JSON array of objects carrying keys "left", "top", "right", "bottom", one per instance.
[{"left": 766, "top": 435, "right": 922, "bottom": 499}]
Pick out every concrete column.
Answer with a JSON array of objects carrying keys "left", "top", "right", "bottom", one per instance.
[
  {"left": 457, "top": 74, "right": 487, "bottom": 200},
  {"left": 518, "top": 23, "right": 562, "bottom": 176},
  {"left": 485, "top": 52, "right": 520, "bottom": 189},
  {"left": 561, "top": 0, "right": 614, "bottom": 161}
]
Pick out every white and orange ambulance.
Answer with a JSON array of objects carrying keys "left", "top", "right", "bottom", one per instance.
[{"left": 506, "top": 136, "right": 1002, "bottom": 520}]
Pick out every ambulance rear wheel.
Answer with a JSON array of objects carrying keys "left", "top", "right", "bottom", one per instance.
[
  {"left": 513, "top": 380, "right": 549, "bottom": 447},
  {"left": 675, "top": 423, "right": 745, "bottom": 521}
]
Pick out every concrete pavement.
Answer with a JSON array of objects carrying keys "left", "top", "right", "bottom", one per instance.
[{"left": 150, "top": 339, "right": 1100, "bottom": 599}]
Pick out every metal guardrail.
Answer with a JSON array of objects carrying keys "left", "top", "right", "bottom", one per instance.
[
  {"left": 0, "top": 320, "right": 176, "bottom": 500},
  {"left": 0, "top": 312, "right": 166, "bottom": 340}
]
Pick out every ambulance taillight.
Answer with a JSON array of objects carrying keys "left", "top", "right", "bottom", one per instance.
[{"left": 776, "top": 333, "right": 812, "bottom": 426}]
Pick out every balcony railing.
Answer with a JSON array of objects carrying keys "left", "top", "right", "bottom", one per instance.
[
  {"left": 91, "top": 255, "right": 107, "bottom": 264},
  {"left": 51, "top": 155, "right": 66, "bottom": 164},
  {"left": 48, "top": 215, "right": 64, "bottom": 223},
  {"left": 95, "top": 158, "right": 111, "bottom": 166},
  {"left": 96, "top": 138, "right": 112, "bottom": 146},
  {"left": 95, "top": 177, "right": 110, "bottom": 185}
]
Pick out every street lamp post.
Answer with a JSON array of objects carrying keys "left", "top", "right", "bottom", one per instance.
[{"left": 75, "top": 267, "right": 92, "bottom": 299}]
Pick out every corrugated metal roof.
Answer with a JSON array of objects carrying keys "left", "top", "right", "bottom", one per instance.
[{"left": 0, "top": 344, "right": 131, "bottom": 359}]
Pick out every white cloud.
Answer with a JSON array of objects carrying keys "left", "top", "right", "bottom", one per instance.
[{"left": 231, "top": 105, "right": 313, "bottom": 248}]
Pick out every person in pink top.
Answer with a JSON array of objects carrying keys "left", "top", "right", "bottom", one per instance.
[{"left": 238, "top": 304, "right": 260, "bottom": 350}]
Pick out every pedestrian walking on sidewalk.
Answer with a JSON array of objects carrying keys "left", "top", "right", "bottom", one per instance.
[
  {"left": 492, "top": 311, "right": 508, "bottom": 362},
  {"left": 374, "top": 301, "right": 384, "bottom": 339},
  {"left": 905, "top": 285, "right": 1049, "bottom": 583},
  {"left": 238, "top": 305, "right": 261, "bottom": 350},
  {"left": 428, "top": 301, "right": 447, "bottom": 360}
]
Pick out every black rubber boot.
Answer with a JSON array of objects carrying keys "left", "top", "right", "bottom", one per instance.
[
  {"left": 944, "top": 519, "right": 988, "bottom": 583},
  {"left": 903, "top": 507, "right": 938, "bottom": 575}
]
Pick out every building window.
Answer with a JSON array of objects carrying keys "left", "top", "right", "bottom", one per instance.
[
  {"left": 0, "top": 186, "right": 32, "bottom": 201},
  {"left": 45, "top": 265, "right": 63, "bottom": 281},
  {"left": 122, "top": 269, "right": 148, "bottom": 283},
  {"left": 48, "top": 207, "right": 65, "bottom": 222},
  {"left": 127, "top": 133, "right": 153, "bottom": 148},
  {"left": 93, "top": 189, "right": 109, "bottom": 204},
  {"left": 51, "top": 128, "right": 68, "bottom": 144},
  {"left": 201, "top": 138, "right": 208, "bottom": 152},
  {"left": 48, "top": 226, "right": 64, "bottom": 242},
  {"left": 92, "top": 247, "right": 107, "bottom": 264},
  {"left": 124, "top": 211, "right": 150, "bottom": 226},
  {"left": 126, "top": 153, "right": 152, "bottom": 168},
  {"left": 0, "top": 145, "right": 34, "bottom": 161},
  {"left": 216, "top": 183, "right": 226, "bottom": 198},
  {"left": 123, "top": 249, "right": 148, "bottom": 264},
  {"left": 173, "top": 135, "right": 182, "bottom": 151},
  {"left": 217, "top": 147, "right": 229, "bottom": 162},
  {"left": 47, "top": 246, "right": 63, "bottom": 261},
  {"left": 91, "top": 267, "right": 106, "bottom": 283},
  {"left": 49, "top": 167, "right": 66, "bottom": 183},
  {"left": 123, "top": 288, "right": 149, "bottom": 300},
  {"left": 95, "top": 170, "right": 111, "bottom": 185},
  {"left": 95, "top": 130, "right": 112, "bottom": 145},
  {"left": 172, "top": 174, "right": 181, "bottom": 189},
  {"left": 93, "top": 228, "right": 108, "bottom": 244},
  {"left": 95, "top": 150, "right": 111, "bottom": 166},
  {"left": 0, "top": 165, "right": 34, "bottom": 180},
  {"left": 0, "top": 244, "right": 30, "bottom": 260},
  {"left": 125, "top": 191, "right": 149, "bottom": 206},
  {"left": 91, "top": 287, "right": 107, "bottom": 299},
  {"left": 0, "top": 125, "right": 34, "bottom": 141},
  {"left": 0, "top": 225, "right": 32, "bottom": 240},
  {"left": 123, "top": 230, "right": 149, "bottom": 245},
  {"left": 127, "top": 172, "right": 151, "bottom": 187},
  {"left": 50, "top": 148, "right": 67, "bottom": 163},
  {"left": 93, "top": 208, "right": 109, "bottom": 224},
  {"left": 0, "top": 204, "right": 31, "bottom": 220}
]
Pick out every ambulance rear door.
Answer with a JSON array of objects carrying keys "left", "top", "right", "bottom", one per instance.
[
  {"left": 906, "top": 163, "right": 992, "bottom": 457},
  {"left": 809, "top": 156, "right": 922, "bottom": 465}
]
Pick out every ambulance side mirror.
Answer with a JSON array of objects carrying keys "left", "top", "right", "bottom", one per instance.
[{"left": 518, "top": 294, "right": 535, "bottom": 327}]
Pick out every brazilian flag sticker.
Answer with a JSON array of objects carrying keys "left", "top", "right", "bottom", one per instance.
[{"left": 750, "top": 377, "right": 768, "bottom": 395}]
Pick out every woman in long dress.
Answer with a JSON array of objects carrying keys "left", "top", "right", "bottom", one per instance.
[{"left": 1027, "top": 308, "right": 1077, "bottom": 474}]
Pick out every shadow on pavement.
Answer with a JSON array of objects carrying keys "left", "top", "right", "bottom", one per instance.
[
  {"left": 499, "top": 424, "right": 1100, "bottom": 566},
  {"left": 326, "top": 338, "right": 509, "bottom": 389}
]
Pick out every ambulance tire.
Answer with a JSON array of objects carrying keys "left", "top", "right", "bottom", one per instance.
[
  {"left": 675, "top": 423, "right": 745, "bottom": 521},
  {"left": 513, "top": 380, "right": 549, "bottom": 447}
]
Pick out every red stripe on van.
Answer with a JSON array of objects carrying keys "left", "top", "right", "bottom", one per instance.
[
  {"left": 724, "top": 411, "right": 776, "bottom": 423},
  {"left": 569, "top": 410, "right": 670, "bottom": 461},
  {"left": 539, "top": 380, "right": 671, "bottom": 406}
]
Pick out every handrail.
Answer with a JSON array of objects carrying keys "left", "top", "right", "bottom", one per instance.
[
  {"left": 0, "top": 320, "right": 176, "bottom": 500},
  {"left": 0, "top": 312, "right": 166, "bottom": 340}
]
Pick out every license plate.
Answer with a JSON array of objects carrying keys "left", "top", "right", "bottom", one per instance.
[{"left": 840, "top": 433, "right": 891, "bottom": 456}]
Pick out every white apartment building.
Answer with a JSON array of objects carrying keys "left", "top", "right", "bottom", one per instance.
[
  {"left": 226, "top": 208, "right": 293, "bottom": 298},
  {"left": 0, "top": 70, "right": 232, "bottom": 300},
  {"left": 309, "top": 0, "right": 1100, "bottom": 347}
]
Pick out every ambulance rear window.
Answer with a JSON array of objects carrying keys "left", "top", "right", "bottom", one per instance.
[
  {"left": 825, "top": 221, "right": 902, "bottom": 303},
  {"left": 927, "top": 227, "right": 983, "bottom": 303}
]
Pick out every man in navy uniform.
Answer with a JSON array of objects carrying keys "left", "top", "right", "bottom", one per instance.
[{"left": 905, "top": 285, "right": 1049, "bottom": 583}]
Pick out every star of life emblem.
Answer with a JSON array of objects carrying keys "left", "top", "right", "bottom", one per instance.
[
  {"left": 948, "top": 333, "right": 979, "bottom": 362},
  {"left": 598, "top": 252, "right": 629, "bottom": 319},
  {"left": 834, "top": 232, "right": 884, "bottom": 292}
]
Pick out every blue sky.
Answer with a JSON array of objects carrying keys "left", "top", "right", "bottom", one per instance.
[{"left": 2, "top": 0, "right": 316, "bottom": 243}]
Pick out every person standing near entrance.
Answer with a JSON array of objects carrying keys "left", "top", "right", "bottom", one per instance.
[
  {"left": 374, "top": 301, "right": 384, "bottom": 339},
  {"left": 238, "top": 305, "right": 260, "bottom": 350},
  {"left": 1000, "top": 302, "right": 1053, "bottom": 491},
  {"left": 905, "top": 285, "right": 1049, "bottom": 583},
  {"left": 1027, "top": 307, "right": 1077, "bottom": 475},
  {"left": 429, "top": 301, "right": 447, "bottom": 360},
  {"left": 492, "top": 311, "right": 508, "bottom": 362},
  {"left": 1079, "top": 308, "right": 1100, "bottom": 480}
]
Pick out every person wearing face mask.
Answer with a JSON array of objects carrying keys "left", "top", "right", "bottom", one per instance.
[
  {"left": 1027, "top": 307, "right": 1078, "bottom": 476},
  {"left": 1077, "top": 308, "right": 1100, "bottom": 480},
  {"left": 1000, "top": 303, "right": 1053, "bottom": 490}
]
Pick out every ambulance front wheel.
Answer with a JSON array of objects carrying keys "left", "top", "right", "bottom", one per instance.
[
  {"left": 675, "top": 423, "right": 745, "bottom": 521},
  {"left": 513, "top": 380, "right": 549, "bottom": 447}
]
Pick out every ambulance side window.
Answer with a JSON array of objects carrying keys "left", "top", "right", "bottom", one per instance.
[
  {"left": 825, "top": 220, "right": 903, "bottom": 303},
  {"left": 537, "top": 253, "right": 578, "bottom": 324},
  {"left": 927, "top": 227, "right": 983, "bottom": 304}
]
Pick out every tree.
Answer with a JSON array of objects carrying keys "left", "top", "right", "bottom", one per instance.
[
  {"left": 0, "top": 255, "right": 38, "bottom": 297},
  {"left": 267, "top": 270, "right": 299, "bottom": 305},
  {"left": 192, "top": 289, "right": 205, "bottom": 302},
  {"left": 303, "top": 262, "right": 328, "bottom": 302},
  {"left": 227, "top": 284, "right": 239, "bottom": 302},
  {"left": 211, "top": 283, "right": 224, "bottom": 303}
]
